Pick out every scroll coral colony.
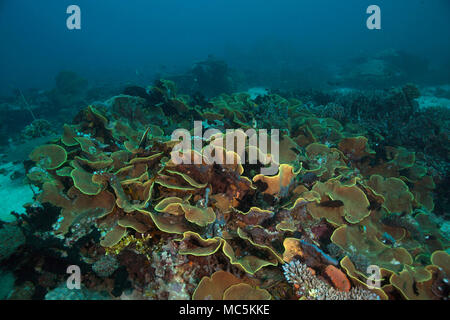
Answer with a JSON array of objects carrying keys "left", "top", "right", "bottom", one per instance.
[{"left": 26, "top": 80, "right": 449, "bottom": 300}]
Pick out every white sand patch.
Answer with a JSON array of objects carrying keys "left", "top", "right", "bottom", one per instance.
[
  {"left": 420, "top": 84, "right": 450, "bottom": 97},
  {"left": 247, "top": 87, "right": 269, "bottom": 100},
  {"left": 0, "top": 162, "right": 34, "bottom": 222},
  {"left": 415, "top": 96, "right": 450, "bottom": 110},
  {"left": 330, "top": 87, "right": 358, "bottom": 95}
]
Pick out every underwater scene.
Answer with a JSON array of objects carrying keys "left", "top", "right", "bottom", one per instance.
[{"left": 0, "top": 0, "right": 449, "bottom": 302}]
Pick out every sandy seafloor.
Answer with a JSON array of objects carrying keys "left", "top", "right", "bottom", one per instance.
[{"left": 0, "top": 162, "right": 34, "bottom": 222}]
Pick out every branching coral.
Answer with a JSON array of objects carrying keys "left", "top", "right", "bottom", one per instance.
[{"left": 283, "top": 260, "right": 379, "bottom": 300}]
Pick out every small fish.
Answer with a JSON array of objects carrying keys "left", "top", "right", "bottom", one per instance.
[
  {"left": 300, "top": 240, "right": 338, "bottom": 266},
  {"left": 381, "top": 232, "right": 396, "bottom": 246}
]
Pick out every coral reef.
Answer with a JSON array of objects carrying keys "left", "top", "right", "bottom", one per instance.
[
  {"left": 166, "top": 56, "right": 235, "bottom": 98},
  {"left": 45, "top": 283, "right": 110, "bottom": 300},
  {"left": 336, "top": 49, "right": 430, "bottom": 88},
  {"left": 0, "top": 79, "right": 448, "bottom": 300},
  {"left": 92, "top": 255, "right": 119, "bottom": 278},
  {"left": 20, "top": 119, "right": 56, "bottom": 140},
  {"left": 0, "top": 271, "right": 16, "bottom": 299},
  {"left": 0, "top": 223, "right": 25, "bottom": 261},
  {"left": 283, "top": 260, "right": 379, "bottom": 300}
]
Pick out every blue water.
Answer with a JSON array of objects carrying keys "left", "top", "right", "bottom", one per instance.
[{"left": 1, "top": 0, "right": 449, "bottom": 93}]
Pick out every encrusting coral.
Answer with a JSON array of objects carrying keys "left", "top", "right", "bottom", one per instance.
[{"left": 21, "top": 80, "right": 449, "bottom": 300}]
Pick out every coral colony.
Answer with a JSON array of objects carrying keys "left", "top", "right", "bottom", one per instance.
[
  {"left": 170, "top": 120, "right": 280, "bottom": 174},
  {"left": 0, "top": 77, "right": 449, "bottom": 301}
]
